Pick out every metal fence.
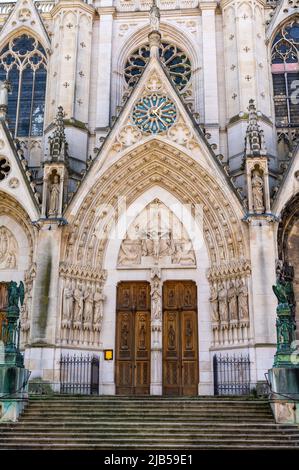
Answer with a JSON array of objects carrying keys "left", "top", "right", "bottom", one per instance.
[
  {"left": 59, "top": 354, "right": 99, "bottom": 395},
  {"left": 213, "top": 353, "right": 251, "bottom": 396}
]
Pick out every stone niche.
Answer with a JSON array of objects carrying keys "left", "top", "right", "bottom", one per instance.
[{"left": 118, "top": 200, "right": 196, "bottom": 268}]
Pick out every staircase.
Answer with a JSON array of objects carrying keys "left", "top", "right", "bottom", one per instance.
[{"left": 0, "top": 396, "right": 299, "bottom": 449}]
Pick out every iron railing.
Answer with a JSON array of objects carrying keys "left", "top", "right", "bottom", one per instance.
[
  {"left": 213, "top": 353, "right": 251, "bottom": 396},
  {"left": 59, "top": 354, "right": 99, "bottom": 395}
]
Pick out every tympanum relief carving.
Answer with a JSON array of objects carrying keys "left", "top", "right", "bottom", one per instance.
[
  {"left": 118, "top": 200, "right": 196, "bottom": 268},
  {"left": 0, "top": 226, "right": 18, "bottom": 269}
]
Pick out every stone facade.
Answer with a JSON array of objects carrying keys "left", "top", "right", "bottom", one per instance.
[{"left": 0, "top": 0, "right": 298, "bottom": 395}]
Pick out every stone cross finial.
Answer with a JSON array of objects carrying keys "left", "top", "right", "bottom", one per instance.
[
  {"left": 245, "top": 99, "right": 267, "bottom": 157},
  {"left": 48, "top": 106, "right": 68, "bottom": 162}
]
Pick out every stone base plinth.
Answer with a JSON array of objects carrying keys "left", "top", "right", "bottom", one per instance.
[
  {"left": 268, "top": 367, "right": 299, "bottom": 397},
  {"left": 0, "top": 365, "right": 30, "bottom": 422},
  {"left": 268, "top": 367, "right": 299, "bottom": 425}
]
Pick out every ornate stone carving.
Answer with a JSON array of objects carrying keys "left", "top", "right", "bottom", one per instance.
[
  {"left": 208, "top": 261, "right": 250, "bottom": 346},
  {"left": 20, "top": 263, "right": 36, "bottom": 345},
  {"left": 150, "top": 0, "right": 160, "bottom": 32},
  {"left": 150, "top": 268, "right": 162, "bottom": 322},
  {"left": 59, "top": 263, "right": 107, "bottom": 347},
  {"left": 0, "top": 226, "right": 18, "bottom": 269},
  {"left": 251, "top": 167, "right": 265, "bottom": 214},
  {"left": 48, "top": 174, "right": 60, "bottom": 217},
  {"left": 118, "top": 200, "right": 196, "bottom": 267}
]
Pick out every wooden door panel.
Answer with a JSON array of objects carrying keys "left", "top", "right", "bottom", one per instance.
[
  {"left": 116, "top": 282, "right": 150, "bottom": 395},
  {"left": 135, "top": 310, "right": 150, "bottom": 395},
  {"left": 163, "top": 310, "right": 181, "bottom": 396},
  {"left": 163, "top": 281, "right": 198, "bottom": 396}
]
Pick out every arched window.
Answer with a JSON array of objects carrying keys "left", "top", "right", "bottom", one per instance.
[
  {"left": 271, "top": 18, "right": 299, "bottom": 129},
  {"left": 0, "top": 34, "right": 47, "bottom": 137},
  {"left": 124, "top": 42, "right": 191, "bottom": 92}
]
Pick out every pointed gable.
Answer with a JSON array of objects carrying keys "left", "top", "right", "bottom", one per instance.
[
  {"left": 67, "top": 36, "right": 243, "bottom": 216},
  {"left": 0, "top": 0, "right": 50, "bottom": 48},
  {"left": 0, "top": 121, "right": 40, "bottom": 220}
]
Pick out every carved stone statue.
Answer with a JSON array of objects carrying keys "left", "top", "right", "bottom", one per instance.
[
  {"left": 237, "top": 279, "right": 249, "bottom": 320},
  {"left": 73, "top": 284, "right": 87, "bottom": 329},
  {"left": 150, "top": 0, "right": 160, "bottom": 32},
  {"left": 118, "top": 239, "right": 141, "bottom": 266},
  {"left": 227, "top": 280, "right": 238, "bottom": 321},
  {"left": 0, "top": 80, "right": 11, "bottom": 108},
  {"left": 218, "top": 282, "right": 228, "bottom": 323},
  {"left": 48, "top": 174, "right": 60, "bottom": 217},
  {"left": 20, "top": 284, "right": 31, "bottom": 332},
  {"left": 83, "top": 286, "right": 94, "bottom": 330},
  {"left": 93, "top": 287, "right": 105, "bottom": 332},
  {"left": 209, "top": 283, "right": 219, "bottom": 323},
  {"left": 251, "top": 169, "right": 265, "bottom": 213},
  {"left": 62, "top": 280, "right": 73, "bottom": 328},
  {"left": 151, "top": 278, "right": 162, "bottom": 321}
]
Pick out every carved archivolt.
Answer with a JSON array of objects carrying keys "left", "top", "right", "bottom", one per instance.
[
  {"left": 63, "top": 142, "right": 249, "bottom": 272},
  {"left": 0, "top": 226, "right": 18, "bottom": 269},
  {"left": 118, "top": 200, "right": 196, "bottom": 268}
]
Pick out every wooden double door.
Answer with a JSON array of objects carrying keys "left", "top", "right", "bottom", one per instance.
[
  {"left": 163, "top": 281, "right": 198, "bottom": 396},
  {"left": 115, "top": 280, "right": 198, "bottom": 396}
]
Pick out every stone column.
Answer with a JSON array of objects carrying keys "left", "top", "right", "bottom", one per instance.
[
  {"left": 95, "top": 7, "right": 115, "bottom": 139},
  {"left": 247, "top": 218, "right": 278, "bottom": 381},
  {"left": 200, "top": 2, "right": 220, "bottom": 149},
  {"left": 150, "top": 268, "right": 163, "bottom": 395}
]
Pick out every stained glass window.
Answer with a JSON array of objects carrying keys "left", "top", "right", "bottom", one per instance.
[
  {"left": 271, "top": 19, "right": 299, "bottom": 128},
  {"left": 0, "top": 34, "right": 47, "bottom": 137},
  {"left": 124, "top": 42, "right": 191, "bottom": 91}
]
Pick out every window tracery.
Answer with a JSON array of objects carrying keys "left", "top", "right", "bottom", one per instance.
[
  {"left": 124, "top": 42, "right": 191, "bottom": 91},
  {"left": 271, "top": 19, "right": 299, "bottom": 129},
  {"left": 0, "top": 34, "right": 47, "bottom": 137}
]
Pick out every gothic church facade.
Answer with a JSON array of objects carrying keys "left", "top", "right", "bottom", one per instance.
[{"left": 0, "top": 0, "right": 298, "bottom": 395}]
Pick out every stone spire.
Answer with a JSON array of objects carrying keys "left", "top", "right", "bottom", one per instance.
[
  {"left": 149, "top": 0, "right": 161, "bottom": 58},
  {"left": 47, "top": 106, "right": 68, "bottom": 162},
  {"left": 245, "top": 99, "right": 267, "bottom": 157}
]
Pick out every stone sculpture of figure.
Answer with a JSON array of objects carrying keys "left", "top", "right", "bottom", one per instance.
[
  {"left": 0, "top": 80, "right": 11, "bottom": 107},
  {"left": 73, "top": 284, "right": 87, "bottom": 329},
  {"left": 237, "top": 279, "right": 249, "bottom": 320},
  {"left": 62, "top": 280, "right": 73, "bottom": 328},
  {"left": 227, "top": 280, "right": 238, "bottom": 321},
  {"left": 218, "top": 282, "right": 228, "bottom": 323},
  {"left": 151, "top": 278, "right": 162, "bottom": 321},
  {"left": 20, "top": 284, "right": 31, "bottom": 332},
  {"left": 93, "top": 287, "right": 105, "bottom": 332},
  {"left": 150, "top": 0, "right": 160, "bottom": 32},
  {"left": 209, "top": 283, "right": 219, "bottom": 323},
  {"left": 48, "top": 174, "right": 60, "bottom": 217},
  {"left": 251, "top": 169, "right": 265, "bottom": 213},
  {"left": 83, "top": 287, "right": 94, "bottom": 331}
]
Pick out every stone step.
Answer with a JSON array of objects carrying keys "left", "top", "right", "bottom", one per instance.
[
  {"left": 0, "top": 431, "right": 298, "bottom": 439},
  {"left": 1, "top": 397, "right": 298, "bottom": 450},
  {"left": 0, "top": 436, "right": 298, "bottom": 445}
]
